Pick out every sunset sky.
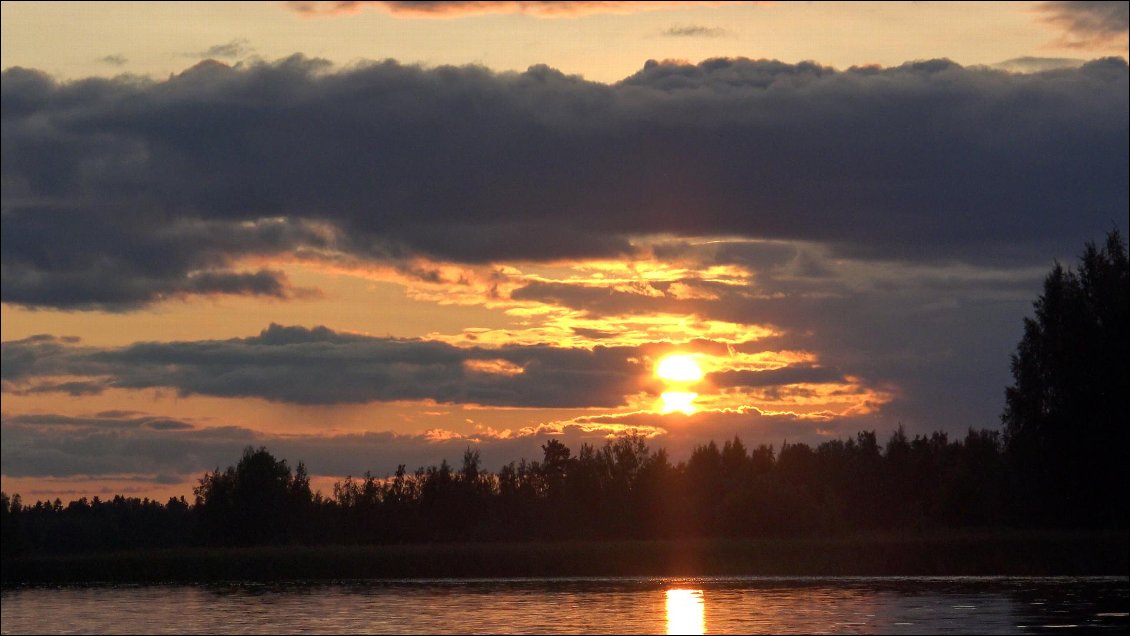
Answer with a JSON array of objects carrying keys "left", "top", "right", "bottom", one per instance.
[{"left": 2, "top": 1, "right": 1127, "bottom": 502}]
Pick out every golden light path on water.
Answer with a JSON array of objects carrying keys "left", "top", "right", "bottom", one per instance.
[{"left": 666, "top": 589, "right": 706, "bottom": 635}]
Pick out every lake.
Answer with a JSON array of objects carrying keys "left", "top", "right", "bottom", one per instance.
[{"left": 1, "top": 577, "right": 1126, "bottom": 634}]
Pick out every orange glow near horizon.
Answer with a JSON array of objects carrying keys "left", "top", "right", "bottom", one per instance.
[
  {"left": 5, "top": 0, "right": 1090, "bottom": 508},
  {"left": 0, "top": 235, "right": 897, "bottom": 503}
]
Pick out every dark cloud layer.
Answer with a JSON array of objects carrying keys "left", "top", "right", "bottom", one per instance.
[
  {"left": 710, "top": 365, "right": 845, "bottom": 388},
  {"left": 991, "top": 56, "right": 1086, "bottom": 73},
  {"left": 0, "top": 406, "right": 863, "bottom": 482},
  {"left": 1, "top": 324, "right": 650, "bottom": 407},
  {"left": 3, "top": 323, "right": 873, "bottom": 411},
  {"left": 0, "top": 411, "right": 424, "bottom": 479},
  {"left": 1038, "top": 1, "right": 1129, "bottom": 48},
  {"left": 0, "top": 202, "right": 324, "bottom": 309},
  {"left": 3, "top": 56, "right": 1126, "bottom": 308}
]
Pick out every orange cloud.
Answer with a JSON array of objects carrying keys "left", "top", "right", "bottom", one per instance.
[
  {"left": 286, "top": 1, "right": 752, "bottom": 19},
  {"left": 463, "top": 358, "right": 525, "bottom": 376}
]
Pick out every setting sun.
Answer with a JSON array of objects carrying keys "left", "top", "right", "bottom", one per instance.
[
  {"left": 656, "top": 354, "right": 704, "bottom": 383},
  {"left": 660, "top": 392, "right": 699, "bottom": 415},
  {"left": 2, "top": 0, "right": 1126, "bottom": 632}
]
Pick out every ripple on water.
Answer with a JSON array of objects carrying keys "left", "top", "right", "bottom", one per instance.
[{"left": 1, "top": 576, "right": 1127, "bottom": 635}]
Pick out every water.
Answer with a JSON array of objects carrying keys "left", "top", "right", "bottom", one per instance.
[{"left": 2, "top": 577, "right": 1126, "bottom": 634}]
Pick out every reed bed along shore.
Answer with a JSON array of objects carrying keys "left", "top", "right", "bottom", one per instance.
[{"left": 4, "top": 530, "right": 1126, "bottom": 584}]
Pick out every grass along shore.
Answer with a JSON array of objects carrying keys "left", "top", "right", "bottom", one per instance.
[{"left": 3, "top": 530, "right": 1126, "bottom": 584}]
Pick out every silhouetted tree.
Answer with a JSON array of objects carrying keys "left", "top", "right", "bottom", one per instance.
[
  {"left": 9, "top": 392, "right": 1124, "bottom": 555},
  {"left": 540, "top": 439, "right": 571, "bottom": 499},
  {"left": 1, "top": 492, "right": 19, "bottom": 555},
  {"left": 1002, "top": 230, "right": 1129, "bottom": 527},
  {"left": 194, "top": 446, "right": 313, "bottom": 545}
]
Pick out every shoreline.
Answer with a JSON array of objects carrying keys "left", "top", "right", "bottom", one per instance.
[{"left": 4, "top": 531, "right": 1127, "bottom": 584}]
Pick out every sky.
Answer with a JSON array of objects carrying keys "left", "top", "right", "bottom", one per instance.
[{"left": 2, "top": 1, "right": 1127, "bottom": 502}]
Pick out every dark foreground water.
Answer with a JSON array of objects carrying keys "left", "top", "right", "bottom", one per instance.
[{"left": 2, "top": 577, "right": 1127, "bottom": 634}]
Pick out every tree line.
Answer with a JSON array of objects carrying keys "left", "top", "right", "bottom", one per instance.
[
  {"left": 0, "top": 423, "right": 1113, "bottom": 555},
  {"left": 2, "top": 232, "right": 1126, "bottom": 554}
]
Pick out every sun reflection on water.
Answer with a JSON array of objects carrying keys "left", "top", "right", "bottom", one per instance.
[{"left": 665, "top": 589, "right": 705, "bottom": 635}]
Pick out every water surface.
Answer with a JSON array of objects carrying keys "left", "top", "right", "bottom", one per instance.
[{"left": 2, "top": 576, "right": 1126, "bottom": 634}]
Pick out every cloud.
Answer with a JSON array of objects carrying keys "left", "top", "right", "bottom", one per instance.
[
  {"left": 0, "top": 405, "right": 861, "bottom": 482},
  {"left": 2, "top": 321, "right": 881, "bottom": 414},
  {"left": 498, "top": 240, "right": 1049, "bottom": 430},
  {"left": 191, "top": 39, "right": 254, "bottom": 59},
  {"left": 12, "top": 379, "right": 112, "bottom": 396},
  {"left": 0, "top": 200, "right": 326, "bottom": 309},
  {"left": 99, "top": 54, "right": 128, "bottom": 66},
  {"left": 1037, "top": 1, "right": 1129, "bottom": 50},
  {"left": 3, "top": 56, "right": 1124, "bottom": 312},
  {"left": 181, "top": 269, "right": 291, "bottom": 296},
  {"left": 571, "top": 406, "right": 855, "bottom": 441},
  {"left": 661, "top": 25, "right": 729, "bottom": 38},
  {"left": 1, "top": 324, "right": 650, "bottom": 407},
  {"left": 990, "top": 56, "right": 1087, "bottom": 73},
  {"left": 0, "top": 413, "right": 274, "bottom": 479},
  {"left": 710, "top": 365, "right": 846, "bottom": 388},
  {"left": 286, "top": 1, "right": 732, "bottom": 18},
  {"left": 0, "top": 410, "right": 601, "bottom": 480},
  {"left": 1, "top": 334, "right": 89, "bottom": 381}
]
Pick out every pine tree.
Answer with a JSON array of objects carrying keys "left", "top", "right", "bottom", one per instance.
[{"left": 1002, "top": 230, "right": 1129, "bottom": 527}]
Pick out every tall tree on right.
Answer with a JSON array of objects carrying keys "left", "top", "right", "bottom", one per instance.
[{"left": 1002, "top": 230, "right": 1129, "bottom": 527}]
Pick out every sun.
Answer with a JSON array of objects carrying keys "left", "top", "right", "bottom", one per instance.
[
  {"left": 656, "top": 354, "right": 705, "bottom": 414},
  {"left": 656, "top": 354, "right": 704, "bottom": 383},
  {"left": 660, "top": 391, "right": 699, "bottom": 415}
]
